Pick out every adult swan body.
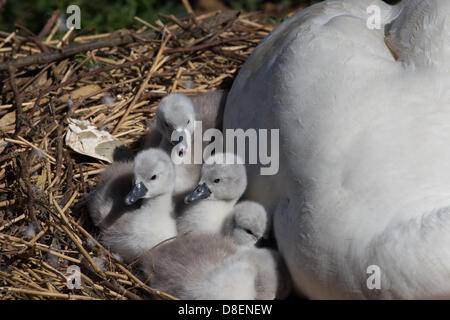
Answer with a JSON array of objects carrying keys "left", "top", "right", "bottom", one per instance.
[{"left": 223, "top": 0, "right": 450, "bottom": 299}]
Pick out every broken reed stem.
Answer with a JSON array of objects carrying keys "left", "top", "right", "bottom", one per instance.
[
  {"left": 37, "top": 10, "right": 61, "bottom": 41},
  {"left": 181, "top": 0, "right": 194, "bottom": 15},
  {"left": 134, "top": 16, "right": 161, "bottom": 32},
  {"left": 0, "top": 31, "right": 15, "bottom": 49}
]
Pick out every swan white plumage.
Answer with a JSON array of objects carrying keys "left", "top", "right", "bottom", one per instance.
[{"left": 223, "top": 0, "right": 450, "bottom": 299}]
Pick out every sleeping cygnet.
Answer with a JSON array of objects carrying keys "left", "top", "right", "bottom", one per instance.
[
  {"left": 88, "top": 148, "right": 177, "bottom": 263},
  {"left": 139, "top": 233, "right": 291, "bottom": 300},
  {"left": 177, "top": 153, "right": 247, "bottom": 235},
  {"left": 222, "top": 201, "right": 271, "bottom": 247}
]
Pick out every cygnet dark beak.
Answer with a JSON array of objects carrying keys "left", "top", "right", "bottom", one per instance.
[
  {"left": 255, "top": 237, "right": 272, "bottom": 248},
  {"left": 184, "top": 183, "right": 212, "bottom": 204},
  {"left": 124, "top": 182, "right": 148, "bottom": 205},
  {"left": 170, "top": 133, "right": 184, "bottom": 146}
]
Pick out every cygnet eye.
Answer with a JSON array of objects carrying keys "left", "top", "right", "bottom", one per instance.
[
  {"left": 151, "top": 175, "right": 157, "bottom": 180},
  {"left": 214, "top": 178, "right": 220, "bottom": 183},
  {"left": 164, "top": 121, "right": 169, "bottom": 127},
  {"left": 187, "top": 119, "right": 190, "bottom": 124},
  {"left": 244, "top": 228, "right": 253, "bottom": 235}
]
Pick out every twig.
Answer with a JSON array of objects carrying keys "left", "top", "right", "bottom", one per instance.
[
  {"left": 45, "top": 21, "right": 60, "bottom": 43},
  {"left": 0, "top": 31, "right": 15, "bottom": 49},
  {"left": 56, "top": 27, "right": 75, "bottom": 49},
  {"left": 18, "top": 152, "right": 40, "bottom": 233},
  {"left": 181, "top": 0, "right": 194, "bottom": 15},
  {"left": 38, "top": 10, "right": 61, "bottom": 41},
  {"left": 157, "top": 13, "right": 189, "bottom": 30},
  {"left": 134, "top": 16, "right": 161, "bottom": 32},
  {"left": 163, "top": 35, "right": 264, "bottom": 54},
  {"left": 0, "top": 30, "right": 157, "bottom": 71},
  {"left": 54, "top": 123, "right": 64, "bottom": 184},
  {"left": 0, "top": 214, "right": 25, "bottom": 231},
  {"left": 8, "top": 66, "right": 26, "bottom": 137},
  {"left": 68, "top": 27, "right": 96, "bottom": 43}
]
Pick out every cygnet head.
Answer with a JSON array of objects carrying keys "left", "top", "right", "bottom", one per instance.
[
  {"left": 156, "top": 93, "right": 196, "bottom": 148},
  {"left": 124, "top": 148, "right": 175, "bottom": 205},
  {"left": 184, "top": 153, "right": 247, "bottom": 204},
  {"left": 229, "top": 201, "right": 270, "bottom": 247}
]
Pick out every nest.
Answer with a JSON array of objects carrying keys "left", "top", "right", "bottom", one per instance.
[{"left": 0, "top": 7, "right": 284, "bottom": 299}]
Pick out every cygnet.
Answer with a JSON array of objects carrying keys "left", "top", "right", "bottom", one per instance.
[
  {"left": 143, "top": 91, "right": 227, "bottom": 199},
  {"left": 143, "top": 90, "right": 227, "bottom": 150},
  {"left": 177, "top": 153, "right": 247, "bottom": 235},
  {"left": 88, "top": 148, "right": 177, "bottom": 262},
  {"left": 223, "top": 201, "right": 271, "bottom": 247},
  {"left": 139, "top": 233, "right": 291, "bottom": 300}
]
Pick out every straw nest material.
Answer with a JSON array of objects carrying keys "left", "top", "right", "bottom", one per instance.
[{"left": 0, "top": 7, "right": 287, "bottom": 299}]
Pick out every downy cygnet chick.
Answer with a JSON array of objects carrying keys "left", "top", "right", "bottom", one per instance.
[
  {"left": 177, "top": 153, "right": 247, "bottom": 235},
  {"left": 139, "top": 233, "right": 291, "bottom": 300},
  {"left": 145, "top": 94, "right": 199, "bottom": 201},
  {"left": 155, "top": 93, "right": 196, "bottom": 153},
  {"left": 223, "top": 201, "right": 271, "bottom": 247},
  {"left": 143, "top": 90, "right": 227, "bottom": 151},
  {"left": 88, "top": 148, "right": 177, "bottom": 262},
  {"left": 143, "top": 91, "right": 228, "bottom": 198}
]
